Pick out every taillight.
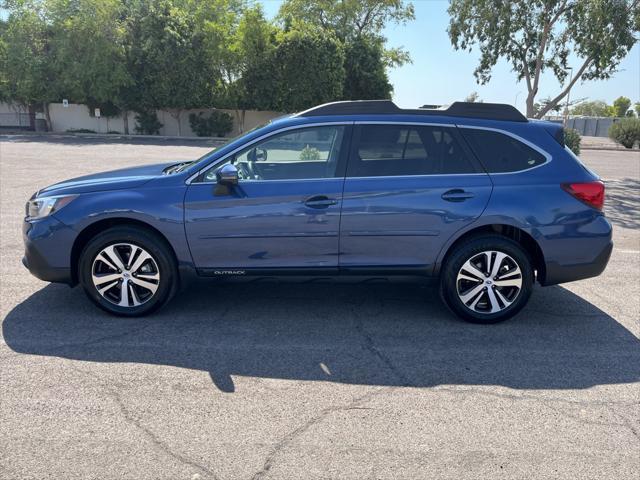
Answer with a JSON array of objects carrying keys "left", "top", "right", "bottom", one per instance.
[{"left": 561, "top": 181, "right": 605, "bottom": 210}]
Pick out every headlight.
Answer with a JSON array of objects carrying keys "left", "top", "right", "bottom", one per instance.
[{"left": 25, "top": 195, "right": 78, "bottom": 220}]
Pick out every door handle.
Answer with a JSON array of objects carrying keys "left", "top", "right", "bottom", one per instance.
[
  {"left": 441, "top": 189, "right": 475, "bottom": 202},
  {"left": 304, "top": 195, "right": 338, "bottom": 209}
]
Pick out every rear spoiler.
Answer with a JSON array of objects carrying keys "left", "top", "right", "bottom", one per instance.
[{"left": 539, "top": 121, "right": 565, "bottom": 146}]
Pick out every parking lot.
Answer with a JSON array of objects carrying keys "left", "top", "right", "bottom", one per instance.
[{"left": 1, "top": 135, "right": 638, "bottom": 479}]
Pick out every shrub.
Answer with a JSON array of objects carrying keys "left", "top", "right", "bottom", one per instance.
[
  {"left": 66, "top": 128, "right": 96, "bottom": 134},
  {"left": 299, "top": 145, "right": 321, "bottom": 160},
  {"left": 107, "top": 130, "right": 121, "bottom": 134},
  {"left": 188, "top": 111, "right": 234, "bottom": 137},
  {"left": 564, "top": 128, "right": 581, "bottom": 155},
  {"left": 134, "top": 110, "right": 163, "bottom": 135},
  {"left": 608, "top": 118, "right": 640, "bottom": 149}
]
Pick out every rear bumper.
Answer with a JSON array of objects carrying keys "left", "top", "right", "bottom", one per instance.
[
  {"left": 22, "top": 216, "right": 75, "bottom": 284},
  {"left": 540, "top": 215, "right": 613, "bottom": 286},
  {"left": 542, "top": 240, "right": 613, "bottom": 286}
]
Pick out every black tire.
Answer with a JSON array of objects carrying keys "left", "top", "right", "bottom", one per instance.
[
  {"left": 78, "top": 226, "right": 177, "bottom": 316},
  {"left": 440, "top": 235, "right": 534, "bottom": 324}
]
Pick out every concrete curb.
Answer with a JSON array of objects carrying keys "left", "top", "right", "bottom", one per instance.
[{"left": 581, "top": 145, "right": 640, "bottom": 152}]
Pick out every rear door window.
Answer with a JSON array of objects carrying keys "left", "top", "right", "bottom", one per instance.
[
  {"left": 460, "top": 128, "right": 547, "bottom": 173},
  {"left": 348, "top": 124, "right": 479, "bottom": 177}
]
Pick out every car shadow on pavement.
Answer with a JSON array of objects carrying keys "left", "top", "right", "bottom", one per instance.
[{"left": 3, "top": 281, "right": 639, "bottom": 393}]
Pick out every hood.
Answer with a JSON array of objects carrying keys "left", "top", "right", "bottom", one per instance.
[{"left": 36, "top": 162, "right": 175, "bottom": 197}]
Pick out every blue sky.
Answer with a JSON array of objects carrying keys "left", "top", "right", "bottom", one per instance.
[{"left": 261, "top": 0, "right": 640, "bottom": 112}]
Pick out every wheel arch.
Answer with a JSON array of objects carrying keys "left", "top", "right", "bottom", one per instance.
[
  {"left": 70, "top": 217, "right": 180, "bottom": 286},
  {"left": 435, "top": 223, "right": 546, "bottom": 283}
]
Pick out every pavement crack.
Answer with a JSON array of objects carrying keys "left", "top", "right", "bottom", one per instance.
[
  {"left": 351, "top": 295, "right": 415, "bottom": 388},
  {"left": 249, "top": 387, "right": 386, "bottom": 480},
  {"left": 432, "top": 386, "right": 640, "bottom": 408},
  {"left": 67, "top": 363, "right": 221, "bottom": 480}
]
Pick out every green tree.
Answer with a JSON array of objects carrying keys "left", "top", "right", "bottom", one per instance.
[
  {"left": 213, "top": 4, "right": 277, "bottom": 129},
  {"left": 0, "top": 21, "right": 8, "bottom": 103},
  {"left": 278, "top": 0, "right": 413, "bottom": 101},
  {"left": 269, "top": 30, "right": 345, "bottom": 112},
  {"left": 342, "top": 35, "right": 392, "bottom": 100},
  {"left": 122, "top": 0, "right": 240, "bottom": 135},
  {"left": 278, "top": 0, "right": 414, "bottom": 43},
  {"left": 635, "top": 103, "right": 640, "bottom": 116},
  {"left": 570, "top": 100, "right": 614, "bottom": 117},
  {"left": 613, "top": 96, "right": 632, "bottom": 117},
  {"left": 48, "top": 0, "right": 131, "bottom": 129},
  {"left": 2, "top": 0, "right": 58, "bottom": 130},
  {"left": 241, "top": 29, "right": 345, "bottom": 112},
  {"left": 448, "top": 0, "right": 640, "bottom": 119}
]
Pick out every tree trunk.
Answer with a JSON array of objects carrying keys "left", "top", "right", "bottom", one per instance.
[
  {"left": 123, "top": 110, "right": 129, "bottom": 135},
  {"left": 234, "top": 109, "right": 245, "bottom": 134},
  {"left": 525, "top": 93, "right": 536, "bottom": 118},
  {"left": 28, "top": 104, "right": 36, "bottom": 131},
  {"left": 535, "top": 57, "right": 592, "bottom": 119},
  {"left": 171, "top": 110, "right": 182, "bottom": 136},
  {"left": 42, "top": 102, "right": 52, "bottom": 132}
]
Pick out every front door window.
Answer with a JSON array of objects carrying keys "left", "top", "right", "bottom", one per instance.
[{"left": 203, "top": 125, "right": 346, "bottom": 182}]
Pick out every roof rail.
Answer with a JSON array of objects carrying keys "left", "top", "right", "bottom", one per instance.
[{"left": 297, "top": 100, "right": 528, "bottom": 122}]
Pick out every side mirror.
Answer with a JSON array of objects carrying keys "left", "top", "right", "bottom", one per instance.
[{"left": 216, "top": 164, "right": 239, "bottom": 186}]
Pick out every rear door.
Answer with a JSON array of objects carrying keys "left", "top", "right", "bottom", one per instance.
[{"left": 339, "top": 122, "right": 493, "bottom": 272}]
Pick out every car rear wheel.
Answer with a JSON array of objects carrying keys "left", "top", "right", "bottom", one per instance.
[
  {"left": 440, "top": 235, "right": 534, "bottom": 324},
  {"left": 79, "top": 226, "right": 177, "bottom": 316}
]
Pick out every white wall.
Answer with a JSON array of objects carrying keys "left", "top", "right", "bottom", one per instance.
[{"left": 47, "top": 103, "right": 284, "bottom": 137}]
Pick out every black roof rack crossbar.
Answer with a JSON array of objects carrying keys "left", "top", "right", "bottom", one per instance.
[{"left": 297, "top": 100, "right": 528, "bottom": 122}]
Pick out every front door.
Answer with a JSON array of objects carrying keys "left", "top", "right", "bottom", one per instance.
[
  {"left": 185, "top": 124, "right": 350, "bottom": 272},
  {"left": 339, "top": 123, "right": 493, "bottom": 272}
]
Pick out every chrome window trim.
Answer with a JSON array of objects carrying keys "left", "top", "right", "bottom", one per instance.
[
  {"left": 455, "top": 124, "right": 552, "bottom": 174},
  {"left": 346, "top": 173, "right": 487, "bottom": 180},
  {"left": 186, "top": 120, "right": 553, "bottom": 184},
  {"left": 186, "top": 121, "right": 352, "bottom": 185}
]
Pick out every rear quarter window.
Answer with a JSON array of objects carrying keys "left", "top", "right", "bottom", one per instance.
[{"left": 460, "top": 128, "right": 547, "bottom": 173}]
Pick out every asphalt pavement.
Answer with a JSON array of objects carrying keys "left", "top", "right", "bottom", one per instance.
[{"left": 1, "top": 135, "right": 638, "bottom": 479}]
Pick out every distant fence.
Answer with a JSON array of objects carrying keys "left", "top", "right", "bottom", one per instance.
[
  {"left": 46, "top": 103, "right": 284, "bottom": 137},
  {"left": 565, "top": 117, "right": 620, "bottom": 138},
  {"left": 0, "top": 112, "right": 33, "bottom": 129},
  {"left": 0, "top": 102, "right": 285, "bottom": 137}
]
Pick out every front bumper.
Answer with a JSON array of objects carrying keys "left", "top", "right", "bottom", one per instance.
[{"left": 22, "top": 216, "right": 75, "bottom": 284}]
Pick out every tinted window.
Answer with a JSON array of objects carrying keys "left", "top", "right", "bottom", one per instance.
[
  {"left": 348, "top": 124, "right": 477, "bottom": 177},
  {"left": 203, "top": 125, "right": 345, "bottom": 182},
  {"left": 461, "top": 129, "right": 547, "bottom": 173}
]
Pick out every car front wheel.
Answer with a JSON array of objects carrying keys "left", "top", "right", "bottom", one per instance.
[
  {"left": 79, "top": 226, "right": 177, "bottom": 316},
  {"left": 440, "top": 235, "right": 534, "bottom": 324}
]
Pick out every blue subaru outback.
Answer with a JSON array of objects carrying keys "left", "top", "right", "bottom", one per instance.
[{"left": 22, "top": 101, "right": 612, "bottom": 323}]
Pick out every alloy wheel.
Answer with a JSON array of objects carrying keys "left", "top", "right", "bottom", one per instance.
[
  {"left": 456, "top": 250, "right": 523, "bottom": 314},
  {"left": 91, "top": 243, "right": 160, "bottom": 307}
]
